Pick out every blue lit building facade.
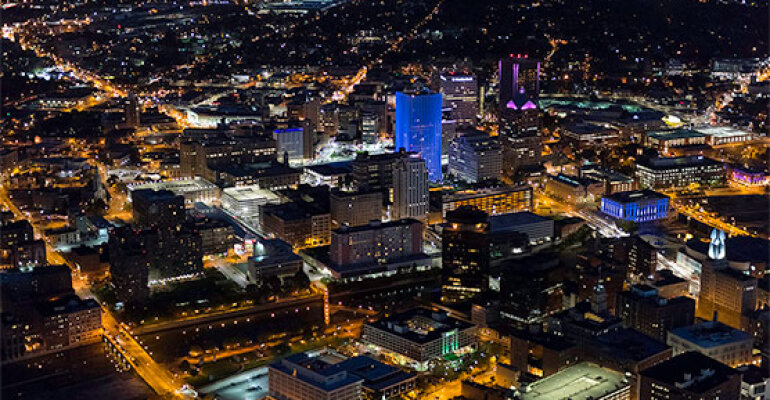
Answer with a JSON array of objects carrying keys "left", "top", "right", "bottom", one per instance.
[
  {"left": 395, "top": 91, "right": 443, "bottom": 181},
  {"left": 600, "top": 189, "right": 669, "bottom": 222}
]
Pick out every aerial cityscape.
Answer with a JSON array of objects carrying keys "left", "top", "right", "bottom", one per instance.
[{"left": 0, "top": 0, "right": 768, "bottom": 399}]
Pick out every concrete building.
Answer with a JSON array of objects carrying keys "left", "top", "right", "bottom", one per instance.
[
  {"left": 600, "top": 190, "right": 670, "bottom": 223},
  {"left": 327, "top": 219, "right": 428, "bottom": 280},
  {"left": 696, "top": 234, "right": 758, "bottom": 330},
  {"left": 330, "top": 189, "right": 382, "bottom": 228},
  {"left": 304, "top": 162, "right": 352, "bottom": 188},
  {"left": 561, "top": 122, "right": 619, "bottom": 149},
  {"left": 519, "top": 362, "right": 630, "bottom": 400},
  {"left": 392, "top": 157, "right": 430, "bottom": 221},
  {"left": 179, "top": 136, "right": 276, "bottom": 181},
  {"left": 274, "top": 124, "right": 314, "bottom": 163},
  {"left": 489, "top": 211, "right": 553, "bottom": 245},
  {"left": 217, "top": 162, "right": 301, "bottom": 190},
  {"left": 261, "top": 202, "right": 331, "bottom": 250},
  {"left": 643, "top": 129, "right": 707, "bottom": 153},
  {"left": 248, "top": 238, "right": 303, "bottom": 284},
  {"left": 361, "top": 308, "right": 476, "bottom": 367},
  {"left": 635, "top": 156, "right": 725, "bottom": 190},
  {"left": 638, "top": 352, "right": 741, "bottom": 400},
  {"left": 442, "top": 186, "right": 532, "bottom": 217},
  {"left": 545, "top": 174, "right": 604, "bottom": 203},
  {"left": 667, "top": 319, "right": 753, "bottom": 368},
  {"left": 130, "top": 189, "right": 186, "bottom": 229},
  {"left": 35, "top": 294, "right": 102, "bottom": 351},
  {"left": 351, "top": 150, "right": 411, "bottom": 197},
  {"left": 129, "top": 178, "right": 219, "bottom": 209},
  {"left": 268, "top": 350, "right": 416, "bottom": 400},
  {"left": 268, "top": 351, "right": 363, "bottom": 400},
  {"left": 616, "top": 284, "right": 695, "bottom": 342},
  {"left": 448, "top": 130, "right": 503, "bottom": 183},
  {"left": 193, "top": 217, "right": 235, "bottom": 255},
  {"left": 737, "top": 365, "right": 770, "bottom": 400},
  {"left": 578, "top": 165, "right": 636, "bottom": 195},
  {"left": 221, "top": 185, "right": 281, "bottom": 226},
  {"left": 509, "top": 329, "right": 579, "bottom": 378}
]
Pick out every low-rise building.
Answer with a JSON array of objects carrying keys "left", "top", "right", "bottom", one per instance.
[
  {"left": 304, "top": 162, "right": 352, "bottom": 188},
  {"left": 268, "top": 351, "right": 363, "bottom": 400},
  {"left": 561, "top": 122, "right": 619, "bottom": 149},
  {"left": 545, "top": 174, "right": 604, "bottom": 203},
  {"left": 635, "top": 156, "right": 725, "bottom": 190},
  {"left": 643, "top": 129, "right": 707, "bottom": 153},
  {"left": 638, "top": 352, "right": 741, "bottom": 400},
  {"left": 578, "top": 165, "right": 635, "bottom": 195},
  {"left": 519, "top": 362, "right": 631, "bottom": 400},
  {"left": 261, "top": 202, "right": 331, "bottom": 250},
  {"left": 268, "top": 350, "right": 416, "bottom": 400},
  {"left": 737, "top": 365, "right": 770, "bottom": 400},
  {"left": 600, "top": 190, "right": 670, "bottom": 223},
  {"left": 248, "top": 238, "right": 303, "bottom": 283},
  {"left": 221, "top": 185, "right": 282, "bottom": 226},
  {"left": 489, "top": 211, "right": 554, "bottom": 245},
  {"left": 508, "top": 329, "right": 579, "bottom": 378},
  {"left": 129, "top": 178, "right": 220, "bottom": 208},
  {"left": 442, "top": 186, "right": 533, "bottom": 217},
  {"left": 35, "top": 294, "right": 102, "bottom": 351},
  {"left": 667, "top": 319, "right": 753, "bottom": 368},
  {"left": 361, "top": 308, "right": 477, "bottom": 367},
  {"left": 44, "top": 227, "right": 81, "bottom": 249}
]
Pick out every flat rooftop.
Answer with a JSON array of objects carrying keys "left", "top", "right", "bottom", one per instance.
[
  {"left": 366, "top": 308, "right": 474, "bottom": 344},
  {"left": 520, "top": 362, "right": 628, "bottom": 400},
  {"left": 304, "top": 162, "right": 352, "bottom": 176},
  {"left": 129, "top": 177, "right": 216, "bottom": 193},
  {"left": 696, "top": 126, "right": 755, "bottom": 138},
  {"left": 603, "top": 189, "right": 668, "bottom": 204},
  {"left": 639, "top": 155, "right": 722, "bottom": 169},
  {"left": 640, "top": 352, "right": 738, "bottom": 393},
  {"left": 669, "top": 320, "right": 752, "bottom": 348},
  {"left": 646, "top": 129, "right": 706, "bottom": 140},
  {"left": 490, "top": 211, "right": 551, "bottom": 232},
  {"left": 222, "top": 186, "right": 280, "bottom": 202},
  {"left": 444, "top": 185, "right": 531, "bottom": 201}
]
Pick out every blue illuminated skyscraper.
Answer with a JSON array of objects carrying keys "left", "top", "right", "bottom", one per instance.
[{"left": 395, "top": 91, "right": 443, "bottom": 181}]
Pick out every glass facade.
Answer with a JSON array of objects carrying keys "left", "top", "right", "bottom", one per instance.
[{"left": 395, "top": 92, "right": 443, "bottom": 181}]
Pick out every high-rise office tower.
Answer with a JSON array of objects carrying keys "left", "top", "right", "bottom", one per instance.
[
  {"left": 439, "top": 72, "right": 478, "bottom": 126},
  {"left": 499, "top": 56, "right": 541, "bottom": 107},
  {"left": 498, "top": 67, "right": 543, "bottom": 176},
  {"left": 448, "top": 130, "right": 503, "bottom": 183},
  {"left": 442, "top": 206, "right": 490, "bottom": 304},
  {"left": 392, "top": 157, "right": 430, "bottom": 221},
  {"left": 500, "top": 251, "right": 566, "bottom": 327},
  {"left": 395, "top": 91, "right": 443, "bottom": 181}
]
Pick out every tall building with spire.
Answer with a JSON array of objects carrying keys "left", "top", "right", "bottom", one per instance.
[{"left": 498, "top": 56, "right": 541, "bottom": 108}]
